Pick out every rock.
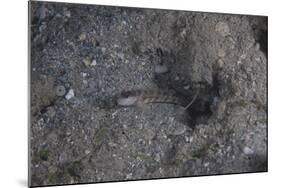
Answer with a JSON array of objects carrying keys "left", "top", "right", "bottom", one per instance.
[
  {"left": 39, "top": 24, "right": 47, "bottom": 32},
  {"left": 91, "top": 59, "right": 97, "bottom": 66},
  {"left": 83, "top": 58, "right": 91, "bottom": 66},
  {"left": 243, "top": 146, "right": 254, "bottom": 155},
  {"left": 46, "top": 133, "right": 58, "bottom": 144},
  {"left": 185, "top": 136, "right": 194, "bottom": 143},
  {"left": 218, "top": 49, "right": 226, "bottom": 57},
  {"left": 101, "top": 47, "right": 106, "bottom": 53},
  {"left": 215, "top": 22, "right": 231, "bottom": 37},
  {"left": 39, "top": 5, "right": 47, "bottom": 19},
  {"left": 46, "top": 107, "right": 56, "bottom": 118},
  {"left": 155, "top": 64, "right": 168, "bottom": 74},
  {"left": 64, "top": 10, "right": 71, "bottom": 18},
  {"left": 217, "top": 59, "right": 224, "bottom": 67},
  {"left": 204, "top": 162, "right": 210, "bottom": 167},
  {"left": 143, "top": 128, "right": 155, "bottom": 141},
  {"left": 180, "top": 29, "right": 187, "bottom": 38},
  {"left": 65, "top": 89, "right": 75, "bottom": 100},
  {"left": 85, "top": 149, "right": 91, "bottom": 155},
  {"left": 126, "top": 173, "right": 132, "bottom": 179},
  {"left": 48, "top": 166, "right": 57, "bottom": 174},
  {"left": 117, "top": 52, "right": 125, "bottom": 60},
  {"left": 82, "top": 80, "right": 88, "bottom": 85},
  {"left": 155, "top": 153, "right": 161, "bottom": 162},
  {"left": 79, "top": 33, "right": 87, "bottom": 41},
  {"left": 184, "top": 85, "right": 190, "bottom": 90},
  {"left": 255, "top": 43, "right": 260, "bottom": 51},
  {"left": 217, "top": 100, "right": 226, "bottom": 119},
  {"left": 240, "top": 53, "right": 247, "bottom": 60},
  {"left": 55, "top": 85, "right": 66, "bottom": 97},
  {"left": 81, "top": 72, "right": 87, "bottom": 77}
]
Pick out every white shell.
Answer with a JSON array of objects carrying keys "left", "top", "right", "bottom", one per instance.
[{"left": 65, "top": 89, "right": 75, "bottom": 100}]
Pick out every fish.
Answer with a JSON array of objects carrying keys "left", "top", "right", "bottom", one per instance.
[{"left": 117, "top": 89, "right": 199, "bottom": 110}]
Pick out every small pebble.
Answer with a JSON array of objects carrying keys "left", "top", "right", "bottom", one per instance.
[
  {"left": 185, "top": 136, "right": 194, "bottom": 143},
  {"left": 243, "top": 146, "right": 254, "bottom": 155},
  {"left": 184, "top": 85, "right": 190, "bottom": 90},
  {"left": 227, "top": 146, "right": 231, "bottom": 152},
  {"left": 39, "top": 6, "right": 47, "bottom": 19},
  {"left": 59, "top": 152, "right": 68, "bottom": 163},
  {"left": 217, "top": 59, "right": 224, "bottom": 67},
  {"left": 48, "top": 166, "right": 57, "bottom": 174},
  {"left": 65, "top": 11, "right": 71, "bottom": 18},
  {"left": 144, "top": 129, "right": 155, "bottom": 141},
  {"left": 215, "top": 22, "right": 231, "bottom": 37},
  {"left": 101, "top": 47, "right": 106, "bottom": 53},
  {"left": 112, "top": 111, "right": 118, "bottom": 118},
  {"left": 204, "top": 162, "right": 210, "bottom": 167},
  {"left": 39, "top": 24, "right": 47, "bottom": 32},
  {"left": 123, "top": 124, "right": 128, "bottom": 129},
  {"left": 155, "top": 64, "right": 168, "bottom": 74},
  {"left": 55, "top": 85, "right": 66, "bottom": 96},
  {"left": 91, "top": 59, "right": 97, "bottom": 66},
  {"left": 240, "top": 53, "right": 247, "bottom": 60},
  {"left": 65, "top": 89, "right": 74, "bottom": 100},
  {"left": 66, "top": 130, "right": 72, "bottom": 136},
  {"left": 180, "top": 29, "right": 187, "bottom": 38},
  {"left": 47, "top": 132, "right": 58, "bottom": 143},
  {"left": 155, "top": 153, "right": 161, "bottom": 162},
  {"left": 255, "top": 43, "right": 260, "bottom": 51},
  {"left": 82, "top": 80, "right": 88, "bottom": 85},
  {"left": 79, "top": 33, "right": 86, "bottom": 41},
  {"left": 83, "top": 59, "right": 91, "bottom": 66},
  {"left": 117, "top": 52, "right": 125, "bottom": 60},
  {"left": 217, "top": 101, "right": 226, "bottom": 119},
  {"left": 218, "top": 49, "right": 226, "bottom": 57},
  {"left": 126, "top": 173, "right": 132, "bottom": 179}
]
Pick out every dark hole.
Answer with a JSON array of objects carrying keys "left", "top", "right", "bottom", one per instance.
[{"left": 258, "top": 29, "right": 268, "bottom": 58}]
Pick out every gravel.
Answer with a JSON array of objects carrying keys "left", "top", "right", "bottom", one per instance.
[{"left": 30, "top": 1, "right": 268, "bottom": 187}]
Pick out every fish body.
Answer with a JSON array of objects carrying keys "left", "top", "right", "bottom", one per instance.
[{"left": 117, "top": 90, "right": 185, "bottom": 107}]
